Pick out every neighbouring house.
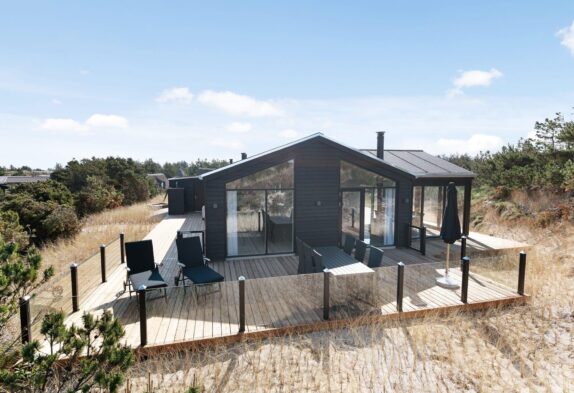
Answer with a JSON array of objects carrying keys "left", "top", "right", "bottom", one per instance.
[
  {"left": 168, "top": 132, "right": 474, "bottom": 261},
  {"left": 147, "top": 173, "right": 169, "bottom": 190},
  {"left": 0, "top": 175, "right": 50, "bottom": 192}
]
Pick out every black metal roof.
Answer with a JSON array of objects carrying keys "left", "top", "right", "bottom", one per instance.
[
  {"left": 362, "top": 149, "right": 475, "bottom": 179},
  {"left": 196, "top": 133, "right": 474, "bottom": 181}
]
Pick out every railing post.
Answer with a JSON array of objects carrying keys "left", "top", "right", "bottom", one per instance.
[
  {"left": 19, "top": 295, "right": 31, "bottom": 344},
  {"left": 100, "top": 244, "right": 106, "bottom": 283},
  {"left": 70, "top": 263, "right": 79, "bottom": 312},
  {"left": 120, "top": 232, "right": 125, "bottom": 264},
  {"left": 177, "top": 230, "right": 183, "bottom": 240},
  {"left": 420, "top": 227, "right": 427, "bottom": 256},
  {"left": 138, "top": 285, "right": 147, "bottom": 347},
  {"left": 461, "top": 256, "right": 470, "bottom": 304},
  {"left": 238, "top": 276, "right": 246, "bottom": 333},
  {"left": 323, "top": 269, "right": 330, "bottom": 320},
  {"left": 258, "top": 211, "right": 262, "bottom": 232},
  {"left": 518, "top": 251, "right": 526, "bottom": 295},
  {"left": 460, "top": 235, "right": 467, "bottom": 260},
  {"left": 396, "top": 262, "right": 404, "bottom": 312}
]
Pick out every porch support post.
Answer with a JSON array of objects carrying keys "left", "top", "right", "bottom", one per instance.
[
  {"left": 463, "top": 182, "right": 472, "bottom": 236},
  {"left": 323, "top": 269, "right": 330, "bottom": 320},
  {"left": 396, "top": 262, "right": 404, "bottom": 312},
  {"left": 238, "top": 276, "right": 246, "bottom": 333}
]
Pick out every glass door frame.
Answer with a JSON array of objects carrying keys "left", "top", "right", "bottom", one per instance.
[
  {"left": 340, "top": 188, "right": 365, "bottom": 244},
  {"left": 225, "top": 187, "right": 295, "bottom": 258},
  {"left": 340, "top": 186, "right": 397, "bottom": 247}
]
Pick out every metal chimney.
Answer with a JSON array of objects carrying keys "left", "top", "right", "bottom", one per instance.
[
  {"left": 376, "top": 131, "right": 385, "bottom": 159},
  {"left": 241, "top": 153, "right": 247, "bottom": 160}
]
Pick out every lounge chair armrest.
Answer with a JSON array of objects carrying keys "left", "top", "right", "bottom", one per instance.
[
  {"left": 203, "top": 257, "right": 211, "bottom": 265},
  {"left": 125, "top": 266, "right": 131, "bottom": 272},
  {"left": 177, "top": 262, "right": 186, "bottom": 268}
]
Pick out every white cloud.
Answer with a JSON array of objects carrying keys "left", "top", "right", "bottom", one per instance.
[
  {"left": 226, "top": 122, "right": 252, "bottom": 133},
  {"left": 41, "top": 118, "right": 88, "bottom": 132},
  {"left": 51, "top": 99, "right": 62, "bottom": 105},
  {"left": 41, "top": 114, "right": 128, "bottom": 133},
  {"left": 557, "top": 21, "right": 574, "bottom": 56},
  {"left": 156, "top": 87, "right": 194, "bottom": 104},
  {"left": 448, "top": 68, "right": 503, "bottom": 97},
  {"left": 198, "top": 90, "right": 283, "bottom": 117},
  {"left": 210, "top": 137, "right": 244, "bottom": 150},
  {"left": 430, "top": 134, "right": 504, "bottom": 155},
  {"left": 278, "top": 129, "right": 299, "bottom": 139},
  {"left": 79, "top": 69, "right": 90, "bottom": 75},
  {"left": 85, "top": 114, "right": 128, "bottom": 128}
]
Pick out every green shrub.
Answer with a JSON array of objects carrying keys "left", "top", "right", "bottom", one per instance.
[
  {"left": 9, "top": 180, "right": 74, "bottom": 206},
  {"left": 0, "top": 311, "right": 134, "bottom": 392},
  {"left": 75, "top": 175, "right": 124, "bottom": 216},
  {"left": 1, "top": 194, "right": 80, "bottom": 243}
]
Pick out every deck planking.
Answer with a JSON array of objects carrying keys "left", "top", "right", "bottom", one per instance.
[{"left": 48, "top": 212, "right": 529, "bottom": 354}]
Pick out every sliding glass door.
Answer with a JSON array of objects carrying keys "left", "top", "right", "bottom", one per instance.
[
  {"left": 340, "top": 161, "right": 397, "bottom": 247},
  {"left": 226, "top": 160, "right": 294, "bottom": 257}
]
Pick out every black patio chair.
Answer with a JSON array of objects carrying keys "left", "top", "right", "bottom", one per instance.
[
  {"left": 301, "top": 243, "right": 315, "bottom": 274},
  {"left": 312, "top": 250, "right": 324, "bottom": 273},
  {"left": 176, "top": 235, "right": 224, "bottom": 297},
  {"left": 124, "top": 240, "right": 167, "bottom": 299},
  {"left": 342, "top": 235, "right": 356, "bottom": 255},
  {"left": 367, "top": 246, "right": 384, "bottom": 268},
  {"left": 354, "top": 240, "right": 368, "bottom": 263},
  {"left": 295, "top": 237, "right": 305, "bottom": 274}
]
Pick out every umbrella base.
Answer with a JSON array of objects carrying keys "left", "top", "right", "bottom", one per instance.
[{"left": 436, "top": 276, "right": 460, "bottom": 289}]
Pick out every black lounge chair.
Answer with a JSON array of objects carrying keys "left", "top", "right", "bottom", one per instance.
[
  {"left": 354, "top": 240, "right": 368, "bottom": 263},
  {"left": 342, "top": 235, "right": 356, "bottom": 255},
  {"left": 176, "top": 235, "right": 223, "bottom": 297},
  {"left": 124, "top": 240, "right": 167, "bottom": 299},
  {"left": 367, "top": 246, "right": 384, "bottom": 268}
]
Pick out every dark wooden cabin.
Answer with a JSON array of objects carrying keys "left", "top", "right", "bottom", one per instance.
[{"left": 169, "top": 133, "right": 474, "bottom": 261}]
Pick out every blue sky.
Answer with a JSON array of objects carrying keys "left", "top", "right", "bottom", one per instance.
[{"left": 1, "top": 1, "right": 574, "bottom": 168}]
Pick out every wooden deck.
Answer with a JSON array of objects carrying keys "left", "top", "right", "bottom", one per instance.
[{"left": 53, "top": 212, "right": 529, "bottom": 355}]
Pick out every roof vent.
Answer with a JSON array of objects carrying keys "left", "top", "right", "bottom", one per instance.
[
  {"left": 241, "top": 152, "right": 247, "bottom": 160},
  {"left": 376, "top": 131, "right": 385, "bottom": 159},
  {"left": 229, "top": 159, "right": 233, "bottom": 164}
]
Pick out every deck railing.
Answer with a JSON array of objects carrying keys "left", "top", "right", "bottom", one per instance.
[
  {"left": 18, "top": 247, "right": 529, "bottom": 351},
  {"left": 407, "top": 224, "right": 427, "bottom": 255},
  {"left": 24, "top": 232, "right": 127, "bottom": 342}
]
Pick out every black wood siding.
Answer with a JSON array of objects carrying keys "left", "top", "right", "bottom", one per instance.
[{"left": 203, "top": 138, "right": 415, "bottom": 260}]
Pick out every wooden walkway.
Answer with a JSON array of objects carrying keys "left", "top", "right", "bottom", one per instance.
[{"left": 51, "top": 212, "right": 529, "bottom": 355}]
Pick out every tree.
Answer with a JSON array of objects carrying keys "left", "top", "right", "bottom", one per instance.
[
  {"left": 534, "top": 113, "right": 565, "bottom": 153},
  {"left": 0, "top": 211, "right": 30, "bottom": 250},
  {"left": 0, "top": 311, "right": 134, "bottom": 392},
  {"left": 9, "top": 180, "right": 74, "bottom": 207},
  {"left": 75, "top": 176, "right": 124, "bottom": 217},
  {"left": 0, "top": 236, "right": 52, "bottom": 333},
  {"left": 1, "top": 195, "right": 81, "bottom": 243}
]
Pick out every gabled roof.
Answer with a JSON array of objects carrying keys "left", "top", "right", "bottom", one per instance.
[
  {"left": 197, "top": 133, "right": 474, "bottom": 181},
  {"left": 0, "top": 175, "right": 51, "bottom": 185},
  {"left": 362, "top": 149, "right": 475, "bottom": 178},
  {"left": 199, "top": 133, "right": 414, "bottom": 181}
]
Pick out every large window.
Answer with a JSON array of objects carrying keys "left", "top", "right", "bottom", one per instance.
[
  {"left": 412, "top": 185, "right": 465, "bottom": 236},
  {"left": 226, "top": 160, "right": 294, "bottom": 257},
  {"left": 340, "top": 161, "right": 396, "bottom": 246}
]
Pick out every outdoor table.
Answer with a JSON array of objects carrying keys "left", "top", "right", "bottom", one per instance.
[
  {"left": 314, "top": 246, "right": 374, "bottom": 276},
  {"left": 314, "top": 246, "right": 376, "bottom": 305}
]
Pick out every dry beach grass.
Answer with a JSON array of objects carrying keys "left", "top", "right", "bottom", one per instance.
[{"left": 40, "top": 195, "right": 164, "bottom": 276}]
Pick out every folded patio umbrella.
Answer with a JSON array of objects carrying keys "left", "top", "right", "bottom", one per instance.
[{"left": 437, "top": 182, "right": 462, "bottom": 289}]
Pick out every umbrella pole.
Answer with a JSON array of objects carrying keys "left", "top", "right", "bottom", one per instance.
[
  {"left": 445, "top": 243, "right": 450, "bottom": 277},
  {"left": 436, "top": 242, "right": 459, "bottom": 289}
]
